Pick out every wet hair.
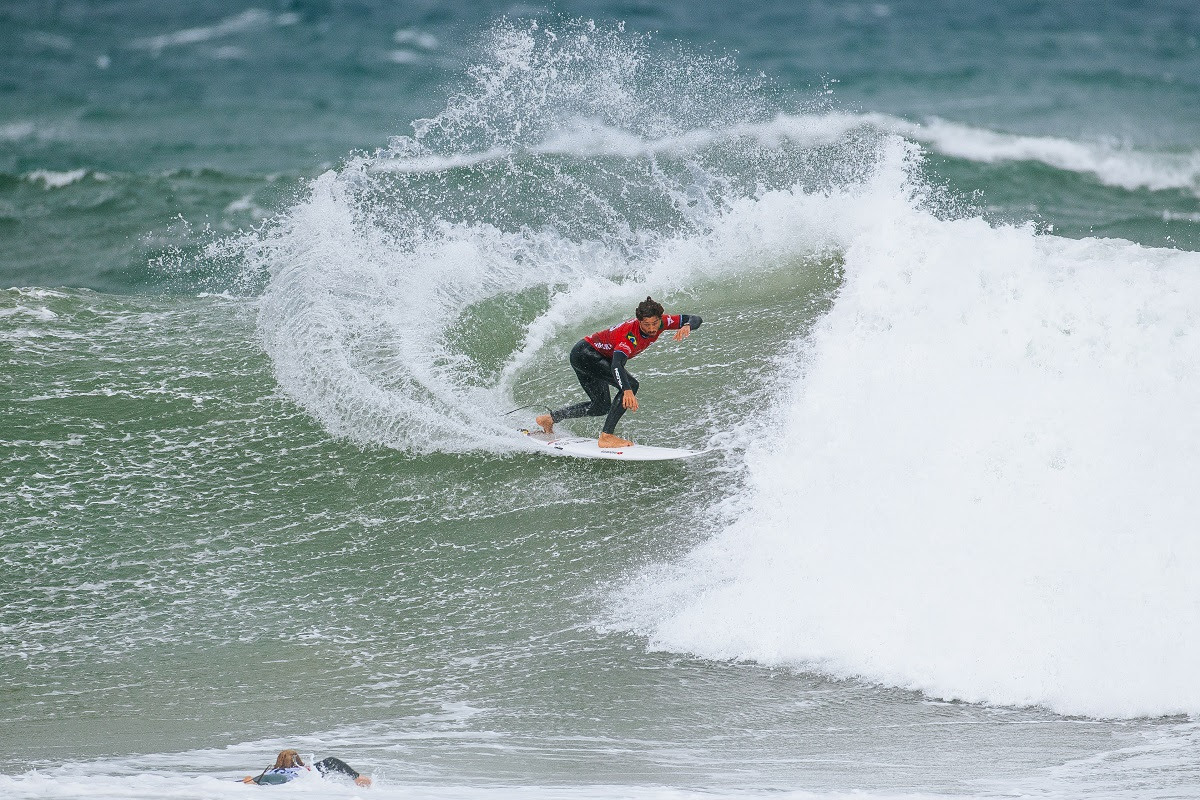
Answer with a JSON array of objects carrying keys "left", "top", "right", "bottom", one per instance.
[
  {"left": 635, "top": 297, "right": 665, "bottom": 320},
  {"left": 273, "top": 749, "right": 305, "bottom": 769}
]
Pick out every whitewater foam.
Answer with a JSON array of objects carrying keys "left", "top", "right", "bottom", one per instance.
[
  {"left": 248, "top": 165, "right": 605, "bottom": 454},
  {"left": 25, "top": 168, "right": 100, "bottom": 188},
  {"left": 0, "top": 772, "right": 975, "bottom": 800},
  {"left": 611, "top": 142, "right": 1200, "bottom": 719},
  {"left": 867, "top": 113, "right": 1200, "bottom": 196}
]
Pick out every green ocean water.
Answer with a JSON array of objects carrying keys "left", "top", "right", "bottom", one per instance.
[
  {"left": 3, "top": 269, "right": 1178, "bottom": 789},
  {"left": 3, "top": 262, "right": 839, "bottom": 768}
]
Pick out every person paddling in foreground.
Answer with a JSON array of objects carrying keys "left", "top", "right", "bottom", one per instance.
[
  {"left": 241, "top": 748, "right": 372, "bottom": 787},
  {"left": 536, "top": 297, "right": 702, "bottom": 448}
]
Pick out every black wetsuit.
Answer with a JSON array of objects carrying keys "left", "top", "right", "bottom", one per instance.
[
  {"left": 314, "top": 757, "right": 361, "bottom": 780},
  {"left": 252, "top": 757, "right": 363, "bottom": 785},
  {"left": 549, "top": 314, "right": 702, "bottom": 435}
]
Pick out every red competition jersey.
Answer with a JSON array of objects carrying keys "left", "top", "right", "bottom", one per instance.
[{"left": 584, "top": 314, "right": 688, "bottom": 360}]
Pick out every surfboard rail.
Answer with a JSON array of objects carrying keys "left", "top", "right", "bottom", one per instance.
[{"left": 519, "top": 430, "right": 705, "bottom": 461}]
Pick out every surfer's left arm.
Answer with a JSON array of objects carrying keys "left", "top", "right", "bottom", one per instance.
[{"left": 671, "top": 313, "right": 702, "bottom": 341}]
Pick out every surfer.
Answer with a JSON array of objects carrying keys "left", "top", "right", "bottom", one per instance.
[
  {"left": 241, "top": 749, "right": 372, "bottom": 787},
  {"left": 535, "top": 297, "right": 702, "bottom": 448}
]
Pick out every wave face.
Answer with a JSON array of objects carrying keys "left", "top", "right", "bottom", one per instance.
[
  {"left": 238, "top": 20, "right": 880, "bottom": 454},
  {"left": 610, "top": 141, "right": 1200, "bottom": 718}
]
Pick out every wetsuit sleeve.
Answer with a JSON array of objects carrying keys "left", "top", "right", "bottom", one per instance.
[
  {"left": 663, "top": 314, "right": 702, "bottom": 330},
  {"left": 610, "top": 350, "right": 634, "bottom": 392},
  {"left": 314, "top": 757, "right": 360, "bottom": 780}
]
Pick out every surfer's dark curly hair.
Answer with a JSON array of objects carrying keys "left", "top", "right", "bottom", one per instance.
[{"left": 635, "top": 296, "right": 665, "bottom": 320}]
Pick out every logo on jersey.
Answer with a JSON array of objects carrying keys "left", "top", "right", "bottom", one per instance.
[{"left": 626, "top": 332, "right": 638, "bottom": 347}]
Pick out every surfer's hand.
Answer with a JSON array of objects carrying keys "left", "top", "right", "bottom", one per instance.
[
  {"left": 673, "top": 324, "right": 691, "bottom": 341},
  {"left": 622, "top": 390, "right": 638, "bottom": 411}
]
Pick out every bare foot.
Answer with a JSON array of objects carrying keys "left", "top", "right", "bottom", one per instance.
[
  {"left": 535, "top": 413, "right": 554, "bottom": 434},
  {"left": 598, "top": 432, "right": 632, "bottom": 448}
]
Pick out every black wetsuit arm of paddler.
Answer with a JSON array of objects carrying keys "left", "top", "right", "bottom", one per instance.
[
  {"left": 680, "top": 314, "right": 702, "bottom": 330},
  {"left": 611, "top": 350, "right": 634, "bottom": 392},
  {"left": 314, "top": 757, "right": 361, "bottom": 780}
]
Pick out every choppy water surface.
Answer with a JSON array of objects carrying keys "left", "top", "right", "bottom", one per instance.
[{"left": 3, "top": 2, "right": 1200, "bottom": 798}]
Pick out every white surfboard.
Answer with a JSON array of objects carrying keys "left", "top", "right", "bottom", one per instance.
[{"left": 520, "top": 430, "right": 705, "bottom": 461}]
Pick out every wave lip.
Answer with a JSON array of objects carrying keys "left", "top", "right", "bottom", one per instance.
[
  {"left": 23, "top": 169, "right": 106, "bottom": 188},
  {"left": 375, "top": 110, "right": 1200, "bottom": 200},
  {"left": 374, "top": 113, "right": 883, "bottom": 174},
  {"left": 869, "top": 113, "right": 1200, "bottom": 195}
]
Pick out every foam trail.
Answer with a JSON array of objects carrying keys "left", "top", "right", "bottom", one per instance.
[
  {"left": 612, "top": 140, "right": 1200, "bottom": 719},
  {"left": 251, "top": 167, "right": 591, "bottom": 453},
  {"left": 244, "top": 20, "right": 877, "bottom": 454}
]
